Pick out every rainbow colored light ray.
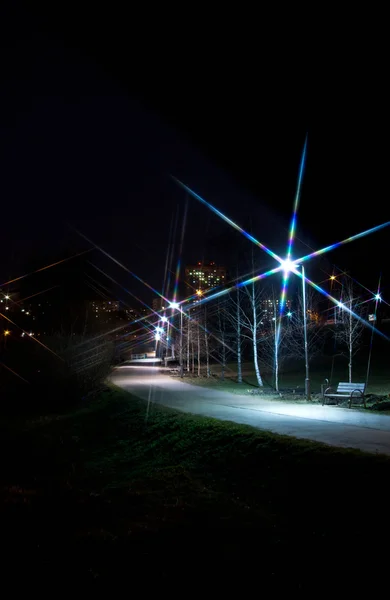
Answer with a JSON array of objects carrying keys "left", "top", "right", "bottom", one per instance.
[
  {"left": 172, "top": 199, "right": 188, "bottom": 302},
  {"left": 171, "top": 176, "right": 283, "bottom": 265},
  {"left": 173, "top": 258, "right": 181, "bottom": 302},
  {"left": 279, "top": 136, "right": 308, "bottom": 320},
  {"left": 294, "top": 269, "right": 389, "bottom": 341},
  {"left": 184, "top": 264, "right": 284, "bottom": 308},
  {"left": 298, "top": 221, "right": 390, "bottom": 265},
  {"left": 287, "top": 135, "right": 307, "bottom": 262},
  {"left": 172, "top": 169, "right": 389, "bottom": 341}
]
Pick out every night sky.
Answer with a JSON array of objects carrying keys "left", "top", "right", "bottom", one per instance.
[{"left": 1, "top": 5, "right": 389, "bottom": 308}]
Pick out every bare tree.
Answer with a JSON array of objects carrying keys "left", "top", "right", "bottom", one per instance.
[
  {"left": 186, "top": 313, "right": 190, "bottom": 372},
  {"left": 226, "top": 278, "right": 264, "bottom": 387},
  {"left": 335, "top": 280, "right": 366, "bottom": 382},
  {"left": 204, "top": 305, "right": 211, "bottom": 378},
  {"left": 211, "top": 297, "right": 235, "bottom": 381},
  {"left": 257, "top": 294, "right": 291, "bottom": 392},
  {"left": 181, "top": 307, "right": 200, "bottom": 376},
  {"left": 197, "top": 320, "right": 201, "bottom": 377},
  {"left": 257, "top": 285, "right": 325, "bottom": 391},
  {"left": 284, "top": 286, "right": 325, "bottom": 364},
  {"left": 235, "top": 284, "right": 243, "bottom": 384}
]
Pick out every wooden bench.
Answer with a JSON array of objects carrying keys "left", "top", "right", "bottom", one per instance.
[{"left": 322, "top": 382, "right": 366, "bottom": 409}]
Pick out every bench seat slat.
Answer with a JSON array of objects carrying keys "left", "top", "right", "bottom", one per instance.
[{"left": 323, "top": 381, "right": 366, "bottom": 408}]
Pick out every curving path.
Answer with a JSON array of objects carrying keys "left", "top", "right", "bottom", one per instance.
[{"left": 111, "top": 367, "right": 390, "bottom": 455}]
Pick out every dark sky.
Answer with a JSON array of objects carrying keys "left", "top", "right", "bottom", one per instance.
[{"left": 1, "top": 5, "right": 389, "bottom": 307}]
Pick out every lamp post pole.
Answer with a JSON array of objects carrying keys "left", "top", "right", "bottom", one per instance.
[
  {"left": 301, "top": 265, "right": 311, "bottom": 400},
  {"left": 180, "top": 309, "right": 184, "bottom": 378}
]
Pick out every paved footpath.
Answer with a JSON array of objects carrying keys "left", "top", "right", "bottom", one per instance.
[{"left": 111, "top": 367, "right": 390, "bottom": 455}]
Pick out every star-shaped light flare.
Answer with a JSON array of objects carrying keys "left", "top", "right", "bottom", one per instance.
[{"left": 171, "top": 163, "right": 390, "bottom": 341}]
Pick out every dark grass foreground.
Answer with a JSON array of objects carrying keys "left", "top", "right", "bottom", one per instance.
[{"left": 1, "top": 385, "right": 390, "bottom": 587}]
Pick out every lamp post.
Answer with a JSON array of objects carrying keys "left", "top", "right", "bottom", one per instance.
[
  {"left": 301, "top": 265, "right": 311, "bottom": 401},
  {"left": 280, "top": 259, "right": 310, "bottom": 400},
  {"left": 365, "top": 280, "right": 381, "bottom": 389}
]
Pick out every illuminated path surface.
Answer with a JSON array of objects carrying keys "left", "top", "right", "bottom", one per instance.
[{"left": 111, "top": 367, "right": 390, "bottom": 455}]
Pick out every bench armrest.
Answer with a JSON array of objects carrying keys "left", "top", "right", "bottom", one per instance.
[
  {"left": 322, "top": 387, "right": 335, "bottom": 406},
  {"left": 349, "top": 388, "right": 366, "bottom": 409}
]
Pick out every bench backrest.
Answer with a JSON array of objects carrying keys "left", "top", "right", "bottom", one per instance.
[{"left": 336, "top": 382, "right": 365, "bottom": 393}]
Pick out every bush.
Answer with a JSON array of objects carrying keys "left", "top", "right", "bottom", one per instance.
[{"left": 0, "top": 334, "right": 114, "bottom": 414}]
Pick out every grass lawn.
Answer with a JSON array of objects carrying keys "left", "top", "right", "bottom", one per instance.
[
  {"left": 1, "top": 385, "right": 390, "bottom": 586},
  {"left": 182, "top": 360, "right": 390, "bottom": 399}
]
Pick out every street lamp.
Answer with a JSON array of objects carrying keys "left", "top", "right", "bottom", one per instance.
[
  {"left": 366, "top": 280, "right": 382, "bottom": 389},
  {"left": 278, "top": 258, "right": 310, "bottom": 400},
  {"left": 161, "top": 315, "right": 168, "bottom": 323}
]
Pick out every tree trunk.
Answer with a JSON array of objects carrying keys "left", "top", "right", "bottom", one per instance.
[
  {"left": 236, "top": 285, "right": 242, "bottom": 384},
  {"left": 180, "top": 311, "right": 184, "bottom": 378},
  {"left": 349, "top": 306, "right": 352, "bottom": 383},
  {"left": 252, "top": 282, "right": 263, "bottom": 386},
  {"left": 191, "top": 337, "right": 195, "bottom": 374},
  {"left": 221, "top": 330, "right": 226, "bottom": 381},
  {"left": 274, "top": 302, "right": 279, "bottom": 392},
  {"left": 187, "top": 317, "right": 190, "bottom": 372},
  {"left": 197, "top": 324, "right": 201, "bottom": 377},
  {"left": 204, "top": 306, "right": 210, "bottom": 377}
]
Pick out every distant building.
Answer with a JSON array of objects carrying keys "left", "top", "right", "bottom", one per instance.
[
  {"left": 260, "top": 298, "right": 291, "bottom": 322},
  {"left": 184, "top": 262, "right": 226, "bottom": 299},
  {"left": 90, "top": 300, "right": 120, "bottom": 314}
]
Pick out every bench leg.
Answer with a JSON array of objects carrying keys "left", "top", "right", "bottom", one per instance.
[{"left": 349, "top": 392, "right": 365, "bottom": 409}]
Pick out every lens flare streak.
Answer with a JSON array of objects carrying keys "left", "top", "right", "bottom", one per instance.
[
  {"left": 73, "top": 227, "right": 171, "bottom": 305},
  {"left": 0, "top": 361, "right": 30, "bottom": 384},
  {"left": 0, "top": 313, "right": 64, "bottom": 359},
  {"left": 294, "top": 271, "right": 389, "bottom": 340},
  {"left": 298, "top": 221, "right": 390, "bottom": 265},
  {"left": 171, "top": 177, "right": 283, "bottom": 265}
]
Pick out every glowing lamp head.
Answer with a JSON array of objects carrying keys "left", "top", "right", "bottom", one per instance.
[
  {"left": 155, "top": 326, "right": 163, "bottom": 334},
  {"left": 375, "top": 293, "right": 381, "bottom": 302},
  {"left": 4, "top": 330, "right": 10, "bottom": 336},
  {"left": 5, "top": 295, "right": 9, "bottom": 300},
  {"left": 280, "top": 258, "right": 298, "bottom": 274},
  {"left": 287, "top": 311, "right": 292, "bottom": 318},
  {"left": 169, "top": 301, "right": 180, "bottom": 310},
  {"left": 161, "top": 316, "right": 168, "bottom": 323},
  {"left": 154, "top": 333, "right": 161, "bottom": 342},
  {"left": 196, "top": 289, "right": 203, "bottom": 297},
  {"left": 330, "top": 275, "right": 336, "bottom": 281}
]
